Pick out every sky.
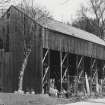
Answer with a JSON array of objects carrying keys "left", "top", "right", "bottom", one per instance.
[
  {"left": 0, "top": 0, "right": 89, "bottom": 23},
  {"left": 34, "top": 0, "right": 89, "bottom": 23}
]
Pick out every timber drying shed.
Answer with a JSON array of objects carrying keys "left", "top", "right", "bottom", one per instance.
[{"left": 0, "top": 5, "right": 105, "bottom": 96}]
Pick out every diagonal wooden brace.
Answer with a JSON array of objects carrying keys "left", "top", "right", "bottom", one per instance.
[
  {"left": 62, "top": 53, "right": 68, "bottom": 65},
  {"left": 91, "top": 59, "right": 96, "bottom": 69},
  {"left": 62, "top": 65, "right": 70, "bottom": 81},
  {"left": 77, "top": 56, "right": 84, "bottom": 69},
  {"left": 91, "top": 69, "right": 97, "bottom": 83},
  {"left": 78, "top": 70, "right": 83, "bottom": 80},
  {"left": 42, "top": 66, "right": 49, "bottom": 83},
  {"left": 42, "top": 49, "right": 49, "bottom": 64}
]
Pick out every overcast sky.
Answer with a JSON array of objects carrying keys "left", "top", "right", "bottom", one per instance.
[
  {"left": 0, "top": 0, "right": 89, "bottom": 23},
  {"left": 34, "top": 0, "right": 89, "bottom": 23}
]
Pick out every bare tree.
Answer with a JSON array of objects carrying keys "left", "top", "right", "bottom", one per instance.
[
  {"left": 0, "top": 0, "right": 18, "bottom": 16},
  {"left": 0, "top": 0, "right": 51, "bottom": 93},
  {"left": 17, "top": 0, "right": 51, "bottom": 93},
  {"left": 76, "top": 0, "right": 105, "bottom": 39},
  {"left": 72, "top": 17, "right": 99, "bottom": 35}
]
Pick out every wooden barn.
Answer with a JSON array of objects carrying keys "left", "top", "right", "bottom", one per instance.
[{"left": 0, "top": 5, "right": 105, "bottom": 96}]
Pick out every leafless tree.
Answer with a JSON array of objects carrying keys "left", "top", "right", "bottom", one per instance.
[
  {"left": 0, "top": 0, "right": 17, "bottom": 16},
  {"left": 17, "top": 0, "right": 51, "bottom": 93},
  {"left": 76, "top": 0, "right": 105, "bottom": 39}
]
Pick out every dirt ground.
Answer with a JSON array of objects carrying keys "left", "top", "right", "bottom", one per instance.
[
  {"left": 62, "top": 98, "right": 105, "bottom": 105},
  {"left": 0, "top": 93, "right": 105, "bottom": 105},
  {"left": 0, "top": 93, "right": 75, "bottom": 105},
  {"left": 0, "top": 92, "right": 88, "bottom": 105},
  {"left": 0, "top": 93, "right": 57, "bottom": 105},
  {"left": 58, "top": 97, "right": 105, "bottom": 105}
]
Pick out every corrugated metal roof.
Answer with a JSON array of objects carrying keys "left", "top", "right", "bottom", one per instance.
[{"left": 37, "top": 17, "right": 105, "bottom": 46}]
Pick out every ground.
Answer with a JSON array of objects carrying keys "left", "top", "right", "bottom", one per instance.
[
  {"left": 63, "top": 98, "right": 105, "bottom": 105},
  {"left": 0, "top": 93, "right": 105, "bottom": 105}
]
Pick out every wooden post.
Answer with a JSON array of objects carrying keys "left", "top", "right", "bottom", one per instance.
[
  {"left": 67, "top": 54, "right": 69, "bottom": 92},
  {"left": 85, "top": 72, "right": 90, "bottom": 95},
  {"left": 42, "top": 49, "right": 49, "bottom": 64},
  {"left": 96, "top": 60, "right": 99, "bottom": 94},
  {"left": 42, "top": 49, "right": 50, "bottom": 92},
  {"left": 90, "top": 58, "right": 96, "bottom": 96},
  {"left": 102, "top": 63, "right": 105, "bottom": 79},
  {"left": 60, "top": 51, "right": 62, "bottom": 93},
  {"left": 82, "top": 56, "right": 86, "bottom": 96},
  {"left": 60, "top": 39, "right": 62, "bottom": 93},
  {"left": 62, "top": 53, "right": 69, "bottom": 81},
  {"left": 90, "top": 57, "right": 93, "bottom": 96},
  {"left": 42, "top": 27, "right": 46, "bottom": 93},
  {"left": 102, "top": 61, "right": 105, "bottom": 94},
  {"left": 48, "top": 49, "right": 50, "bottom": 93},
  {"left": 75, "top": 55, "right": 78, "bottom": 96},
  {"left": 75, "top": 56, "right": 84, "bottom": 96}
]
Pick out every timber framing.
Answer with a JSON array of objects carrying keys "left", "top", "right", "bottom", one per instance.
[{"left": 0, "top": 5, "right": 105, "bottom": 97}]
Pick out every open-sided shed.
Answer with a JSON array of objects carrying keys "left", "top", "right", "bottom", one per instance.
[{"left": 0, "top": 6, "right": 105, "bottom": 95}]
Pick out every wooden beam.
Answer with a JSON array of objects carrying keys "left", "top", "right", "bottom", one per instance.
[
  {"left": 91, "top": 59, "right": 97, "bottom": 82},
  {"left": 62, "top": 53, "right": 68, "bottom": 65},
  {"left": 75, "top": 56, "right": 84, "bottom": 96},
  {"left": 91, "top": 59, "right": 96, "bottom": 69},
  {"left": 90, "top": 57, "right": 93, "bottom": 95},
  {"left": 85, "top": 72, "right": 90, "bottom": 95},
  {"left": 42, "top": 49, "right": 49, "bottom": 64},
  {"left": 90, "top": 58, "right": 97, "bottom": 95},
  {"left": 91, "top": 69, "right": 97, "bottom": 83},
  {"left": 75, "top": 55, "right": 79, "bottom": 96},
  {"left": 62, "top": 65, "right": 70, "bottom": 81},
  {"left": 78, "top": 70, "right": 83, "bottom": 80},
  {"left": 60, "top": 51, "right": 63, "bottom": 92},
  {"left": 77, "top": 56, "right": 84, "bottom": 69},
  {"left": 60, "top": 39, "right": 63, "bottom": 93},
  {"left": 48, "top": 49, "right": 50, "bottom": 92},
  {"left": 42, "top": 66, "right": 49, "bottom": 83}
]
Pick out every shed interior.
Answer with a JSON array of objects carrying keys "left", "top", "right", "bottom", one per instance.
[{"left": 42, "top": 48, "right": 105, "bottom": 96}]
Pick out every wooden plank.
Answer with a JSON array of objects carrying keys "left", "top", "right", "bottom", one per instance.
[
  {"left": 43, "top": 30, "right": 105, "bottom": 60},
  {"left": 85, "top": 72, "right": 90, "bottom": 95}
]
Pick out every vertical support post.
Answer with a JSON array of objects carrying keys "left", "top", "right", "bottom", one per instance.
[
  {"left": 42, "top": 27, "right": 50, "bottom": 94},
  {"left": 75, "top": 55, "right": 78, "bottom": 96},
  {"left": 42, "top": 27, "right": 45, "bottom": 93},
  {"left": 83, "top": 56, "right": 84, "bottom": 77},
  {"left": 102, "top": 61, "right": 105, "bottom": 94},
  {"left": 102, "top": 62, "right": 105, "bottom": 79},
  {"left": 67, "top": 54, "right": 70, "bottom": 93},
  {"left": 48, "top": 49, "right": 50, "bottom": 93},
  {"left": 76, "top": 56, "right": 79, "bottom": 77},
  {"left": 60, "top": 39, "right": 62, "bottom": 93},
  {"left": 90, "top": 57, "right": 92, "bottom": 96},
  {"left": 90, "top": 58, "right": 96, "bottom": 95},
  {"left": 41, "top": 48, "right": 43, "bottom": 94},
  {"left": 60, "top": 50, "right": 62, "bottom": 93},
  {"left": 82, "top": 56, "right": 85, "bottom": 96},
  {"left": 96, "top": 60, "right": 99, "bottom": 94}
]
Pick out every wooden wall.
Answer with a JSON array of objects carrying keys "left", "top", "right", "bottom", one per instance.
[
  {"left": 23, "top": 24, "right": 43, "bottom": 93},
  {"left": 43, "top": 29, "right": 105, "bottom": 60},
  {"left": 8, "top": 6, "right": 43, "bottom": 93},
  {"left": 0, "top": 49, "right": 13, "bottom": 92},
  {"left": 0, "top": 5, "right": 105, "bottom": 93}
]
